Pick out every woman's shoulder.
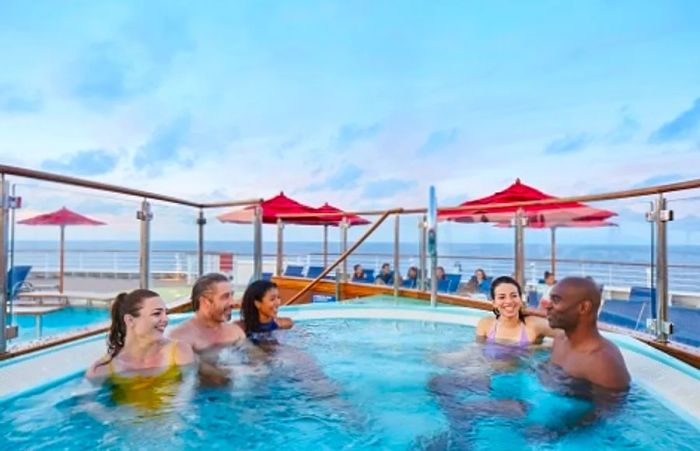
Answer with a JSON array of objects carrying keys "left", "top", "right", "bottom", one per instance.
[
  {"left": 476, "top": 316, "right": 495, "bottom": 335},
  {"left": 86, "top": 355, "right": 112, "bottom": 379},
  {"left": 169, "top": 339, "right": 195, "bottom": 364}
]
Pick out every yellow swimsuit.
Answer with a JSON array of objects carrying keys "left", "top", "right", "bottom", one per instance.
[{"left": 108, "top": 342, "right": 183, "bottom": 411}]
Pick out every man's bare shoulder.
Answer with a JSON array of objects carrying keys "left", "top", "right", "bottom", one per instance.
[
  {"left": 223, "top": 321, "right": 246, "bottom": 340},
  {"left": 167, "top": 318, "right": 197, "bottom": 339}
]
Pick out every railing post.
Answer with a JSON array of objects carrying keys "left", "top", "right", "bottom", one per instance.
[
  {"left": 197, "top": 208, "right": 206, "bottom": 277},
  {"left": 513, "top": 208, "right": 526, "bottom": 287},
  {"left": 428, "top": 186, "right": 438, "bottom": 307},
  {"left": 323, "top": 224, "right": 329, "bottom": 268},
  {"left": 341, "top": 217, "right": 348, "bottom": 281},
  {"left": 137, "top": 199, "right": 153, "bottom": 289},
  {"left": 0, "top": 175, "right": 9, "bottom": 353},
  {"left": 393, "top": 213, "right": 400, "bottom": 297},
  {"left": 419, "top": 215, "right": 427, "bottom": 291},
  {"left": 648, "top": 194, "right": 673, "bottom": 343},
  {"left": 276, "top": 218, "right": 284, "bottom": 277},
  {"left": 253, "top": 204, "right": 263, "bottom": 281}
]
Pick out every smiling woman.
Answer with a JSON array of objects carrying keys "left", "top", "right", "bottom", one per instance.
[{"left": 85, "top": 289, "right": 194, "bottom": 380}]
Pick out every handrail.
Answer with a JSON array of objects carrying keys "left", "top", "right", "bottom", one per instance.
[
  {"left": 284, "top": 209, "right": 399, "bottom": 305},
  {"left": 0, "top": 164, "right": 260, "bottom": 209}
]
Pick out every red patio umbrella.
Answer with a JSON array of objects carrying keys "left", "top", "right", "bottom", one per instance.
[
  {"left": 438, "top": 178, "right": 615, "bottom": 224},
  {"left": 217, "top": 192, "right": 318, "bottom": 224},
  {"left": 438, "top": 179, "right": 616, "bottom": 277},
  {"left": 18, "top": 207, "right": 106, "bottom": 293},
  {"left": 284, "top": 203, "right": 371, "bottom": 266}
]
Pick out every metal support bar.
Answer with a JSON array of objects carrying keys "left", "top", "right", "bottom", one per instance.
[
  {"left": 197, "top": 209, "right": 206, "bottom": 277},
  {"left": 137, "top": 199, "right": 153, "bottom": 289},
  {"left": 323, "top": 225, "right": 329, "bottom": 268},
  {"left": 393, "top": 214, "right": 400, "bottom": 297},
  {"left": 419, "top": 215, "right": 427, "bottom": 291},
  {"left": 653, "top": 194, "right": 673, "bottom": 342},
  {"left": 550, "top": 227, "right": 557, "bottom": 276},
  {"left": 513, "top": 208, "right": 526, "bottom": 287},
  {"left": 0, "top": 175, "right": 9, "bottom": 353},
  {"left": 428, "top": 186, "right": 438, "bottom": 307},
  {"left": 253, "top": 205, "right": 263, "bottom": 281},
  {"left": 341, "top": 218, "right": 348, "bottom": 281},
  {"left": 276, "top": 218, "right": 284, "bottom": 277}
]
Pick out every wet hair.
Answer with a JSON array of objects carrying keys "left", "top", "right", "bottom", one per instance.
[
  {"left": 191, "top": 273, "right": 230, "bottom": 311},
  {"left": 489, "top": 275, "right": 525, "bottom": 321},
  {"left": 240, "top": 280, "right": 278, "bottom": 336},
  {"left": 107, "top": 289, "right": 160, "bottom": 359}
]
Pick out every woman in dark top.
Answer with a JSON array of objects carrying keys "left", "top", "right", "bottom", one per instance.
[{"left": 238, "top": 280, "right": 293, "bottom": 343}]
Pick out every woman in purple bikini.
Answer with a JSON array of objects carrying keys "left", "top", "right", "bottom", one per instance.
[{"left": 476, "top": 275, "right": 557, "bottom": 348}]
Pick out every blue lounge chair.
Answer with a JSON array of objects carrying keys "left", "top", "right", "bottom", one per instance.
[
  {"left": 306, "top": 266, "right": 325, "bottom": 279},
  {"left": 401, "top": 279, "right": 417, "bottom": 289},
  {"left": 261, "top": 272, "right": 273, "bottom": 281},
  {"left": 669, "top": 307, "right": 700, "bottom": 347},
  {"left": 598, "top": 299, "right": 650, "bottom": 331},
  {"left": 283, "top": 265, "right": 305, "bottom": 277},
  {"left": 7, "top": 265, "right": 32, "bottom": 300},
  {"left": 437, "top": 279, "right": 451, "bottom": 293},
  {"left": 629, "top": 286, "right": 656, "bottom": 303},
  {"left": 445, "top": 274, "right": 462, "bottom": 293}
]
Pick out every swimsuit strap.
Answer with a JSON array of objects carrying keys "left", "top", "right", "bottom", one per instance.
[
  {"left": 486, "top": 320, "right": 498, "bottom": 342},
  {"left": 519, "top": 322, "right": 530, "bottom": 346},
  {"left": 169, "top": 341, "right": 178, "bottom": 366},
  {"left": 107, "top": 358, "right": 116, "bottom": 376}
]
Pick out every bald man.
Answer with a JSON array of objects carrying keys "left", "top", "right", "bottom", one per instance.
[{"left": 546, "top": 277, "right": 630, "bottom": 391}]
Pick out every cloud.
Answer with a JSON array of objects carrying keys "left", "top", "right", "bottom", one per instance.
[
  {"left": 68, "top": 11, "right": 194, "bottom": 108},
  {"left": 544, "top": 133, "right": 592, "bottom": 154},
  {"left": 336, "top": 124, "right": 381, "bottom": 149},
  {"left": 133, "top": 115, "right": 192, "bottom": 174},
  {"left": 0, "top": 85, "right": 43, "bottom": 113},
  {"left": 649, "top": 98, "right": 700, "bottom": 144},
  {"left": 362, "top": 179, "right": 417, "bottom": 199},
  {"left": 305, "top": 164, "right": 364, "bottom": 191},
  {"left": 417, "top": 128, "right": 459, "bottom": 155},
  {"left": 607, "top": 115, "right": 640, "bottom": 144},
  {"left": 632, "top": 174, "right": 685, "bottom": 189},
  {"left": 41, "top": 149, "right": 120, "bottom": 176}
]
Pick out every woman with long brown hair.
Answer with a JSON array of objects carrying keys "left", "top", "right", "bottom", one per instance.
[{"left": 86, "top": 289, "right": 194, "bottom": 409}]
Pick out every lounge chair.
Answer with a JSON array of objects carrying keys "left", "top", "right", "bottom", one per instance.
[
  {"left": 401, "top": 279, "right": 417, "bottom": 289},
  {"left": 283, "top": 265, "right": 305, "bottom": 277},
  {"left": 445, "top": 274, "right": 462, "bottom": 293},
  {"left": 7, "top": 265, "right": 32, "bottom": 300},
  {"left": 306, "top": 266, "right": 325, "bottom": 279},
  {"left": 437, "top": 279, "right": 451, "bottom": 293}
]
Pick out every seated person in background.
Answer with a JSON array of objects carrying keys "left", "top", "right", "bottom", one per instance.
[
  {"left": 435, "top": 266, "right": 446, "bottom": 281},
  {"left": 375, "top": 262, "right": 397, "bottom": 285},
  {"left": 168, "top": 273, "right": 246, "bottom": 352},
  {"left": 351, "top": 264, "right": 366, "bottom": 282},
  {"left": 236, "top": 280, "right": 293, "bottom": 343},
  {"left": 546, "top": 277, "right": 630, "bottom": 391},
  {"left": 468, "top": 268, "right": 490, "bottom": 295},
  {"left": 476, "top": 276, "right": 559, "bottom": 348},
  {"left": 404, "top": 266, "right": 419, "bottom": 287},
  {"left": 538, "top": 270, "right": 556, "bottom": 309}
]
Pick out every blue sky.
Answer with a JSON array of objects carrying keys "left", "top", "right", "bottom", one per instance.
[{"left": 1, "top": 0, "right": 700, "bottom": 244}]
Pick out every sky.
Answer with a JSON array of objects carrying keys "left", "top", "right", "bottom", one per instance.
[{"left": 1, "top": 0, "right": 700, "bottom": 245}]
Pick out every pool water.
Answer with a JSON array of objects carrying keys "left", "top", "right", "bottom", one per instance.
[
  {"left": 9, "top": 307, "right": 110, "bottom": 344},
  {"left": 1, "top": 319, "right": 699, "bottom": 450}
]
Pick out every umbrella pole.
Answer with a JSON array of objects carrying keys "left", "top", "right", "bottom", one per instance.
[
  {"left": 550, "top": 227, "right": 556, "bottom": 276},
  {"left": 514, "top": 209, "right": 526, "bottom": 287},
  {"left": 323, "top": 225, "right": 328, "bottom": 268},
  {"left": 59, "top": 225, "right": 65, "bottom": 293}
]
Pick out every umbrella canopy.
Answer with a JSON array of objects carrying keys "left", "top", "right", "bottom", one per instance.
[
  {"left": 217, "top": 192, "right": 318, "bottom": 224},
  {"left": 438, "top": 178, "right": 616, "bottom": 224},
  {"left": 18, "top": 207, "right": 106, "bottom": 292},
  {"left": 18, "top": 207, "right": 106, "bottom": 226},
  {"left": 287, "top": 203, "right": 371, "bottom": 226}
]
